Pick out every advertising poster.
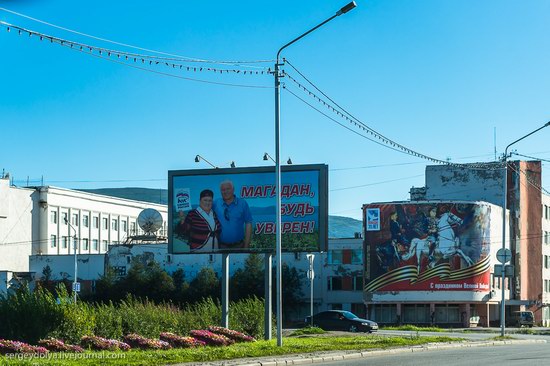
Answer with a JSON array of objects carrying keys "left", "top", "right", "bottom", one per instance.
[
  {"left": 363, "top": 202, "right": 491, "bottom": 292},
  {"left": 168, "top": 165, "right": 328, "bottom": 254}
]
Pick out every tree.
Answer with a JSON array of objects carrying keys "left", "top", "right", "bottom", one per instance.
[
  {"left": 187, "top": 267, "right": 220, "bottom": 303},
  {"left": 230, "top": 253, "right": 264, "bottom": 301}
]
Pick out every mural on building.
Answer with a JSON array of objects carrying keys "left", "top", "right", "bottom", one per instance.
[{"left": 363, "top": 203, "right": 491, "bottom": 292}]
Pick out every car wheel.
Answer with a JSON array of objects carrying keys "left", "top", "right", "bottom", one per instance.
[{"left": 349, "top": 325, "right": 358, "bottom": 333}]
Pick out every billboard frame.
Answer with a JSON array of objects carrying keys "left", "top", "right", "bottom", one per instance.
[{"left": 168, "top": 164, "right": 328, "bottom": 254}]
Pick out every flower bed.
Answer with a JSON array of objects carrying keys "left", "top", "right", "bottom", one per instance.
[
  {"left": 189, "top": 330, "right": 234, "bottom": 347},
  {"left": 123, "top": 334, "right": 171, "bottom": 350},
  {"left": 159, "top": 332, "right": 206, "bottom": 348},
  {"left": 207, "top": 326, "right": 256, "bottom": 343},
  {"left": 38, "top": 338, "right": 84, "bottom": 353},
  {"left": 81, "top": 336, "right": 130, "bottom": 351},
  {"left": 0, "top": 339, "right": 48, "bottom": 355}
]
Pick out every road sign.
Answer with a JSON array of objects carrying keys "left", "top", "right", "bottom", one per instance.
[
  {"left": 72, "top": 282, "right": 81, "bottom": 293},
  {"left": 494, "top": 264, "right": 514, "bottom": 277},
  {"left": 496, "top": 248, "right": 512, "bottom": 264},
  {"left": 307, "top": 269, "right": 315, "bottom": 280}
]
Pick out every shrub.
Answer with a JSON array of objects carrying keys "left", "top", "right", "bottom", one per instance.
[
  {"left": 38, "top": 338, "right": 84, "bottom": 353},
  {"left": 0, "top": 339, "right": 48, "bottom": 355},
  {"left": 229, "top": 296, "right": 266, "bottom": 339},
  {"left": 159, "top": 332, "right": 206, "bottom": 348},
  {"left": 189, "top": 330, "right": 234, "bottom": 346},
  {"left": 119, "top": 295, "right": 179, "bottom": 338},
  {"left": 93, "top": 302, "right": 123, "bottom": 340},
  {"left": 207, "top": 326, "right": 255, "bottom": 342},
  {"left": 123, "top": 334, "right": 171, "bottom": 350},
  {"left": 80, "top": 335, "right": 130, "bottom": 351},
  {"left": 49, "top": 299, "right": 95, "bottom": 344}
]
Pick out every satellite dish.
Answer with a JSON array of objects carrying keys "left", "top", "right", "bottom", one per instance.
[{"left": 137, "top": 209, "right": 163, "bottom": 235}]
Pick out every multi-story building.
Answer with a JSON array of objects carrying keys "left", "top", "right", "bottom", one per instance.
[{"left": 541, "top": 194, "right": 550, "bottom": 326}]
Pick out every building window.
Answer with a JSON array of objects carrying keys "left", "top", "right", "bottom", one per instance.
[
  {"left": 351, "top": 249, "right": 363, "bottom": 265},
  {"left": 353, "top": 276, "right": 364, "bottom": 291},
  {"left": 112, "top": 266, "right": 127, "bottom": 277},
  {"left": 112, "top": 219, "right": 118, "bottom": 231},
  {"left": 50, "top": 211, "right": 57, "bottom": 224},
  {"left": 121, "top": 220, "right": 127, "bottom": 232},
  {"left": 82, "top": 238, "right": 89, "bottom": 251},
  {"left": 130, "top": 222, "right": 136, "bottom": 234},
  {"left": 327, "top": 276, "right": 343, "bottom": 291},
  {"left": 72, "top": 213, "right": 79, "bottom": 226},
  {"left": 103, "top": 240, "right": 108, "bottom": 251},
  {"left": 92, "top": 239, "right": 98, "bottom": 251},
  {"left": 62, "top": 212, "right": 68, "bottom": 224},
  {"left": 50, "top": 235, "right": 57, "bottom": 248},
  {"left": 102, "top": 217, "right": 108, "bottom": 230},
  {"left": 83, "top": 215, "right": 89, "bottom": 228},
  {"left": 327, "top": 250, "right": 343, "bottom": 265},
  {"left": 62, "top": 236, "right": 68, "bottom": 249},
  {"left": 73, "top": 237, "right": 78, "bottom": 250},
  {"left": 93, "top": 216, "right": 99, "bottom": 229}
]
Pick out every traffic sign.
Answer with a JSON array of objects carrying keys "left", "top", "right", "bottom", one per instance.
[
  {"left": 72, "top": 282, "right": 81, "bottom": 293},
  {"left": 496, "top": 248, "right": 512, "bottom": 264}
]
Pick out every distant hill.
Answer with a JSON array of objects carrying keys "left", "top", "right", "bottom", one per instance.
[{"left": 79, "top": 188, "right": 362, "bottom": 239}]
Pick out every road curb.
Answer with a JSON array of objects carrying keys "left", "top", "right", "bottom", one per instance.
[{"left": 184, "top": 339, "right": 547, "bottom": 366}]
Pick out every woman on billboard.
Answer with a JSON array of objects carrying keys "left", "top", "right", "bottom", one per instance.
[{"left": 176, "top": 189, "right": 221, "bottom": 252}]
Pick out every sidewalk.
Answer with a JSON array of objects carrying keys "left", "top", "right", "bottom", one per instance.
[{"left": 176, "top": 339, "right": 547, "bottom": 366}]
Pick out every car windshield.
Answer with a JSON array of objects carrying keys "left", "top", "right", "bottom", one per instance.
[{"left": 341, "top": 311, "right": 358, "bottom": 320}]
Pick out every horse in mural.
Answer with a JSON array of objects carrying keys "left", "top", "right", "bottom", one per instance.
[{"left": 400, "top": 211, "right": 474, "bottom": 271}]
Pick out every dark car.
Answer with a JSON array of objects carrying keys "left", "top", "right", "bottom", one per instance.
[{"left": 305, "top": 310, "right": 378, "bottom": 333}]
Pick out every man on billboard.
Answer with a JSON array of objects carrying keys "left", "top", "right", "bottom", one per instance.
[{"left": 213, "top": 180, "right": 253, "bottom": 249}]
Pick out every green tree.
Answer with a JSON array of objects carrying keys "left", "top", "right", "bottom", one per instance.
[
  {"left": 187, "top": 267, "right": 220, "bottom": 302},
  {"left": 230, "top": 253, "right": 264, "bottom": 301}
]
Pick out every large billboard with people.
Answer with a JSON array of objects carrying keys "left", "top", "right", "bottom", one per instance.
[
  {"left": 363, "top": 202, "right": 498, "bottom": 297},
  {"left": 168, "top": 165, "right": 328, "bottom": 254}
]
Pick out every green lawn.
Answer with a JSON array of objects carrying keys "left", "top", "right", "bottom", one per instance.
[{"left": 0, "top": 335, "right": 463, "bottom": 366}]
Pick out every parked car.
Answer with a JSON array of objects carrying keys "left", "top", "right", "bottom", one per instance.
[
  {"left": 510, "top": 311, "right": 534, "bottom": 327},
  {"left": 305, "top": 310, "right": 378, "bottom": 333}
]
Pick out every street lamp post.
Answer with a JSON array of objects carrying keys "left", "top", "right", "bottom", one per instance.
[
  {"left": 65, "top": 217, "right": 78, "bottom": 304},
  {"left": 500, "top": 121, "right": 550, "bottom": 336},
  {"left": 306, "top": 253, "right": 315, "bottom": 327},
  {"left": 273, "top": 1, "right": 356, "bottom": 346}
]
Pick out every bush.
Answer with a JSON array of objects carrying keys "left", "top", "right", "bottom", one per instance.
[
  {"left": 0, "top": 339, "right": 48, "bottom": 355},
  {"left": 38, "top": 338, "right": 84, "bottom": 353},
  {"left": 123, "top": 334, "right": 171, "bottom": 350},
  {"left": 93, "top": 302, "right": 123, "bottom": 340},
  {"left": 189, "top": 330, "right": 234, "bottom": 346},
  {"left": 118, "top": 295, "right": 179, "bottom": 338},
  {"left": 80, "top": 336, "right": 130, "bottom": 351},
  {"left": 229, "top": 296, "right": 266, "bottom": 339},
  {"left": 207, "top": 326, "right": 255, "bottom": 342},
  {"left": 49, "top": 299, "right": 95, "bottom": 344},
  {"left": 159, "top": 332, "right": 205, "bottom": 348}
]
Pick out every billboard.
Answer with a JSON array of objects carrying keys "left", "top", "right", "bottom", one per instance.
[
  {"left": 168, "top": 164, "right": 328, "bottom": 254},
  {"left": 363, "top": 202, "right": 492, "bottom": 294}
]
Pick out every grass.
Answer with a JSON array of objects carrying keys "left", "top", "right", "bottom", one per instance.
[
  {"left": 381, "top": 325, "right": 445, "bottom": 332},
  {"left": 289, "top": 326, "right": 326, "bottom": 336},
  {"left": 489, "top": 335, "right": 516, "bottom": 341},
  {"left": 0, "top": 335, "right": 463, "bottom": 365}
]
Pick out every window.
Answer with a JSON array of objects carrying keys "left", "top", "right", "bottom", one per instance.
[
  {"left": 73, "top": 237, "right": 79, "bottom": 250},
  {"left": 103, "top": 240, "right": 108, "bottom": 251},
  {"left": 351, "top": 249, "right": 363, "bottom": 265},
  {"left": 130, "top": 222, "right": 136, "bottom": 234},
  {"left": 92, "top": 239, "right": 98, "bottom": 251},
  {"left": 50, "top": 235, "right": 57, "bottom": 248},
  {"left": 112, "top": 219, "right": 118, "bottom": 231},
  {"left": 82, "top": 238, "right": 89, "bottom": 251},
  {"left": 353, "top": 276, "right": 364, "bottom": 291},
  {"left": 72, "top": 213, "right": 79, "bottom": 226},
  {"left": 327, "top": 250, "right": 343, "bottom": 265},
  {"left": 62, "top": 236, "right": 68, "bottom": 248},
  {"left": 83, "top": 215, "right": 89, "bottom": 228},
  {"left": 327, "top": 276, "right": 343, "bottom": 291},
  {"left": 102, "top": 217, "right": 108, "bottom": 230},
  {"left": 93, "top": 216, "right": 99, "bottom": 229},
  {"left": 62, "top": 212, "right": 68, "bottom": 224},
  {"left": 50, "top": 211, "right": 57, "bottom": 224},
  {"left": 121, "top": 220, "right": 127, "bottom": 232},
  {"left": 112, "top": 266, "right": 127, "bottom": 277}
]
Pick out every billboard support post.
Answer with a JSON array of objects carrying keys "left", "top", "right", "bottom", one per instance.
[
  {"left": 273, "top": 1, "right": 357, "bottom": 347},
  {"left": 500, "top": 121, "right": 550, "bottom": 337},
  {"left": 264, "top": 253, "right": 272, "bottom": 340},
  {"left": 222, "top": 253, "right": 229, "bottom": 328}
]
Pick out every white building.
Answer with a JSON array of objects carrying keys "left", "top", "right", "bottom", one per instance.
[{"left": 541, "top": 194, "right": 550, "bottom": 326}]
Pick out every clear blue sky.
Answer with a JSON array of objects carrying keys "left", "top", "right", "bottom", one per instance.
[{"left": 2, "top": 0, "right": 550, "bottom": 220}]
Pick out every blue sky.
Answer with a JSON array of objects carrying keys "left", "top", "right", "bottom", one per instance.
[{"left": 2, "top": 0, "right": 550, "bottom": 220}]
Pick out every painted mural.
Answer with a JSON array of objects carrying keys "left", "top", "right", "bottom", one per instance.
[{"left": 363, "top": 203, "right": 491, "bottom": 292}]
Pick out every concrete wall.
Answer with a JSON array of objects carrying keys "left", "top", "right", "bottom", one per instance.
[{"left": 0, "top": 178, "right": 35, "bottom": 271}]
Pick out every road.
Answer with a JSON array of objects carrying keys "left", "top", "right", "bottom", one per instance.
[{"left": 319, "top": 343, "right": 550, "bottom": 366}]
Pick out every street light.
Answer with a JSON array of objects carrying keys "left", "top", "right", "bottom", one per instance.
[
  {"left": 306, "top": 253, "right": 315, "bottom": 327},
  {"left": 64, "top": 217, "right": 79, "bottom": 304},
  {"left": 273, "top": 1, "right": 356, "bottom": 346},
  {"left": 264, "top": 152, "right": 292, "bottom": 165},
  {"left": 500, "top": 121, "right": 550, "bottom": 336},
  {"left": 194, "top": 155, "right": 218, "bottom": 169}
]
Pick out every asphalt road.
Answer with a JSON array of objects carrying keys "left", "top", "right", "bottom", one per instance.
[{"left": 319, "top": 343, "right": 550, "bottom": 366}]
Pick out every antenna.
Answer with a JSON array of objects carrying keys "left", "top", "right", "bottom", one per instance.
[
  {"left": 137, "top": 208, "right": 163, "bottom": 235},
  {"left": 494, "top": 127, "right": 497, "bottom": 161}
]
